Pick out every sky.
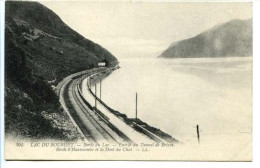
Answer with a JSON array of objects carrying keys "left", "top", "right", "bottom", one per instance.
[{"left": 41, "top": 1, "right": 252, "bottom": 59}]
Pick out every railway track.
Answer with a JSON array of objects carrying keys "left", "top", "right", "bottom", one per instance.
[
  {"left": 61, "top": 72, "right": 129, "bottom": 144},
  {"left": 59, "top": 68, "right": 169, "bottom": 144}
]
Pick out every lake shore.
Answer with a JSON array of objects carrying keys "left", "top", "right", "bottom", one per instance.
[{"left": 87, "top": 67, "right": 178, "bottom": 143}]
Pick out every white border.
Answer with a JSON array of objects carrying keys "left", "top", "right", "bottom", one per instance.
[
  {"left": 0, "top": 0, "right": 5, "bottom": 167},
  {"left": 252, "top": 0, "right": 260, "bottom": 166},
  {"left": 1, "top": 1, "right": 259, "bottom": 168}
]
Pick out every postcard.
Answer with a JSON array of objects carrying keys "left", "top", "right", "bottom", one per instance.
[{"left": 4, "top": 0, "right": 252, "bottom": 161}]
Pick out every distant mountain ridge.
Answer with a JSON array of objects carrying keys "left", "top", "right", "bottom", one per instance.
[{"left": 159, "top": 19, "right": 252, "bottom": 58}]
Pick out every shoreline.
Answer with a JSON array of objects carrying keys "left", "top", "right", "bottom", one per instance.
[
  {"left": 55, "top": 65, "right": 178, "bottom": 143},
  {"left": 85, "top": 67, "right": 178, "bottom": 143}
]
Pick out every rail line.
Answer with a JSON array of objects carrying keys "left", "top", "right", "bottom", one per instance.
[
  {"left": 58, "top": 67, "right": 171, "bottom": 144},
  {"left": 70, "top": 79, "right": 120, "bottom": 144},
  {"left": 59, "top": 68, "right": 130, "bottom": 144}
]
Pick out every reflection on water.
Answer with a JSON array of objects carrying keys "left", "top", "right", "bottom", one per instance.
[{"left": 97, "top": 57, "right": 252, "bottom": 146}]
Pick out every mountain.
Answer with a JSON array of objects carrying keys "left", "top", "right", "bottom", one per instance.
[
  {"left": 5, "top": 1, "right": 117, "bottom": 140},
  {"left": 159, "top": 19, "right": 252, "bottom": 58}
]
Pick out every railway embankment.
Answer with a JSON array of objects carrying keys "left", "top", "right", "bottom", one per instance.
[
  {"left": 82, "top": 68, "right": 178, "bottom": 143},
  {"left": 56, "top": 66, "right": 177, "bottom": 143}
]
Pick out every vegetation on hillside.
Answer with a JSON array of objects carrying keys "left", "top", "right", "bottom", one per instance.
[{"left": 5, "top": 1, "right": 118, "bottom": 140}]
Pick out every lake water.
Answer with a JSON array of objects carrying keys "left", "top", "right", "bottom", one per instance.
[{"left": 95, "top": 57, "right": 252, "bottom": 153}]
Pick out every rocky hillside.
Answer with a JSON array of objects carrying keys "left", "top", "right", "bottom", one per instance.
[
  {"left": 159, "top": 19, "right": 252, "bottom": 58},
  {"left": 5, "top": 1, "right": 118, "bottom": 140}
]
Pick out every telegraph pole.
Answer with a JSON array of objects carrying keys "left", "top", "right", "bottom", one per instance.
[
  {"left": 197, "top": 125, "right": 200, "bottom": 144},
  {"left": 135, "top": 92, "right": 138, "bottom": 120},
  {"left": 100, "top": 78, "right": 102, "bottom": 100},
  {"left": 95, "top": 83, "right": 97, "bottom": 109}
]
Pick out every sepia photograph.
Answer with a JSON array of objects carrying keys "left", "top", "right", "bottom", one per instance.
[{"left": 3, "top": 0, "right": 252, "bottom": 161}]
